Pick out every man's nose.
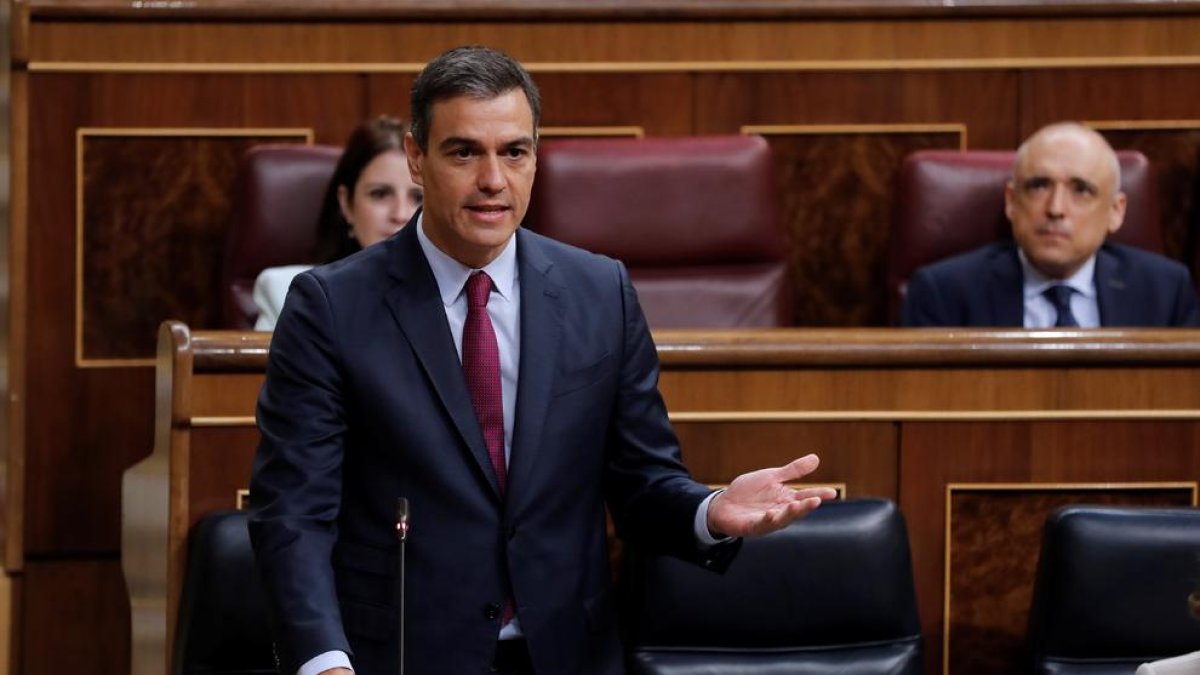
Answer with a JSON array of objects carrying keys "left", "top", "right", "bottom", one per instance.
[
  {"left": 476, "top": 155, "right": 505, "bottom": 194},
  {"left": 1046, "top": 183, "right": 1066, "bottom": 218}
]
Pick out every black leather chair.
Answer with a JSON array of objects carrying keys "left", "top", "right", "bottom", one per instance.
[
  {"left": 621, "top": 498, "right": 923, "bottom": 675},
  {"left": 173, "top": 510, "right": 275, "bottom": 675},
  {"left": 1028, "top": 505, "right": 1200, "bottom": 675}
]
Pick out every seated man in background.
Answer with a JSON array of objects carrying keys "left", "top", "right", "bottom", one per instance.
[{"left": 901, "top": 122, "right": 1200, "bottom": 328}]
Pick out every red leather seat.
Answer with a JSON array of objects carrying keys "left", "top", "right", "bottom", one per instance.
[
  {"left": 525, "top": 135, "right": 791, "bottom": 328},
  {"left": 221, "top": 144, "right": 340, "bottom": 329},
  {"left": 886, "top": 150, "right": 1162, "bottom": 324}
]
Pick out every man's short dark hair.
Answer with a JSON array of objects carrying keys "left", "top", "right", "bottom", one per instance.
[{"left": 409, "top": 45, "right": 541, "bottom": 151}]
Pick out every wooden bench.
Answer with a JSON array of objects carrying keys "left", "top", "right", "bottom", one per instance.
[{"left": 125, "top": 320, "right": 1200, "bottom": 675}]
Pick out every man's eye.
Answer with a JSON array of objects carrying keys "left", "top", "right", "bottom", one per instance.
[
  {"left": 1025, "top": 179, "right": 1050, "bottom": 192},
  {"left": 453, "top": 147, "right": 473, "bottom": 159},
  {"left": 506, "top": 148, "right": 528, "bottom": 159}
]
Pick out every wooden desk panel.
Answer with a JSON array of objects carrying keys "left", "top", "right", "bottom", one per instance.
[{"left": 124, "top": 323, "right": 1200, "bottom": 675}]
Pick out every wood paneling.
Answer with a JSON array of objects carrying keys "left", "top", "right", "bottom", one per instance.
[
  {"left": 21, "top": 559, "right": 128, "bottom": 675},
  {"left": 900, "top": 421, "right": 1200, "bottom": 675},
  {"left": 79, "top": 132, "right": 308, "bottom": 363},
  {"left": 24, "top": 17, "right": 1200, "bottom": 66},
  {"left": 947, "top": 486, "right": 1193, "bottom": 675},
  {"left": 128, "top": 326, "right": 1200, "bottom": 675},
  {"left": 763, "top": 129, "right": 962, "bottom": 325},
  {"left": 25, "top": 72, "right": 363, "bottom": 556},
  {"left": 1097, "top": 126, "right": 1200, "bottom": 264},
  {"left": 675, "top": 421, "right": 898, "bottom": 499}
]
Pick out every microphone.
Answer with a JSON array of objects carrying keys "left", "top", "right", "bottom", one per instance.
[
  {"left": 396, "top": 497, "right": 410, "bottom": 542},
  {"left": 395, "top": 498, "right": 409, "bottom": 675}
]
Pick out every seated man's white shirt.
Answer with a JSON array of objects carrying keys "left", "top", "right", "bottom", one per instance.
[{"left": 1020, "top": 250, "right": 1099, "bottom": 328}]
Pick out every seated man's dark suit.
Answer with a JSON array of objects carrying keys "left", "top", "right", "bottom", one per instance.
[
  {"left": 901, "top": 240, "right": 1200, "bottom": 327},
  {"left": 249, "top": 217, "right": 737, "bottom": 675}
]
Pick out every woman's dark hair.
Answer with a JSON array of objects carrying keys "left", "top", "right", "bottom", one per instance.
[{"left": 312, "top": 116, "right": 408, "bottom": 263}]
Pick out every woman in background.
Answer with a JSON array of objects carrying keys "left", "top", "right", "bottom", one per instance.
[{"left": 253, "top": 115, "right": 422, "bottom": 330}]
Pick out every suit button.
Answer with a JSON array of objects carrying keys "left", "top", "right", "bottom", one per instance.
[{"left": 483, "top": 603, "right": 501, "bottom": 620}]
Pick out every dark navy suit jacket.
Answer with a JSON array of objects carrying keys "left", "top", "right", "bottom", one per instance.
[
  {"left": 901, "top": 241, "right": 1200, "bottom": 327},
  {"left": 249, "top": 218, "right": 737, "bottom": 675}
]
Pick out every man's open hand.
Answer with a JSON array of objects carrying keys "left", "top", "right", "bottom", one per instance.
[{"left": 706, "top": 454, "right": 838, "bottom": 538}]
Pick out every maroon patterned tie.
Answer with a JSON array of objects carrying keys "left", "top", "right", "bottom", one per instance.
[
  {"left": 462, "top": 271, "right": 514, "bottom": 625},
  {"left": 463, "top": 271, "right": 507, "bottom": 493}
]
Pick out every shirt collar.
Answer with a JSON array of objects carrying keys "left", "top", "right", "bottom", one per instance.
[
  {"left": 415, "top": 212, "right": 519, "bottom": 307},
  {"left": 1019, "top": 247, "right": 1097, "bottom": 300}
]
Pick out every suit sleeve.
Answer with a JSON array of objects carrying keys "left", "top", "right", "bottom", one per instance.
[
  {"left": 901, "top": 267, "right": 952, "bottom": 327},
  {"left": 248, "top": 271, "right": 353, "bottom": 674},
  {"left": 601, "top": 261, "right": 740, "bottom": 571}
]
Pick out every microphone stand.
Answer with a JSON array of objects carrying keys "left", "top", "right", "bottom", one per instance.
[{"left": 395, "top": 498, "right": 410, "bottom": 675}]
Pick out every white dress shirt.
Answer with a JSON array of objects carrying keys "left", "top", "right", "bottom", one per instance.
[{"left": 1020, "top": 250, "right": 1100, "bottom": 328}]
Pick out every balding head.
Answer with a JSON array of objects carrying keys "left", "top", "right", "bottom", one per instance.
[{"left": 1005, "top": 122, "right": 1127, "bottom": 279}]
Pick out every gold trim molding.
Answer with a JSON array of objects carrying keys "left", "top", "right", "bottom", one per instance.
[
  {"left": 540, "top": 126, "right": 644, "bottom": 138},
  {"left": 189, "top": 408, "right": 1200, "bottom": 429},
  {"left": 28, "top": 56, "right": 1200, "bottom": 75},
  {"left": 743, "top": 123, "right": 968, "bottom": 150}
]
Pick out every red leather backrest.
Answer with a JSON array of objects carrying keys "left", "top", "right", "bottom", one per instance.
[
  {"left": 221, "top": 144, "right": 341, "bottom": 329},
  {"left": 526, "top": 135, "right": 791, "bottom": 327},
  {"left": 886, "top": 149, "right": 1162, "bottom": 323}
]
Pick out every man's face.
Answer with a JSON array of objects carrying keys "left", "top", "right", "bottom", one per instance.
[
  {"left": 1005, "top": 128, "right": 1126, "bottom": 279},
  {"left": 404, "top": 89, "right": 536, "bottom": 269}
]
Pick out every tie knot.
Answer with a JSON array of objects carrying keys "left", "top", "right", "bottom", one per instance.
[
  {"left": 467, "top": 271, "right": 493, "bottom": 309},
  {"left": 1045, "top": 284, "right": 1073, "bottom": 309},
  {"left": 1044, "top": 284, "right": 1079, "bottom": 327}
]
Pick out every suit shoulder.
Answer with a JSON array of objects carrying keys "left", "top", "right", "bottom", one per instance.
[
  {"left": 519, "top": 228, "right": 623, "bottom": 276},
  {"left": 1102, "top": 241, "right": 1190, "bottom": 275},
  {"left": 913, "top": 241, "right": 1013, "bottom": 281}
]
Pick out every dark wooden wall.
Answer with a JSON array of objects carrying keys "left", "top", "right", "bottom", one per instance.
[{"left": 11, "top": 3, "right": 1200, "bottom": 674}]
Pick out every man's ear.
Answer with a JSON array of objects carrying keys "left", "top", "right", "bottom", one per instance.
[
  {"left": 403, "top": 132, "right": 424, "bottom": 187},
  {"left": 1004, "top": 180, "right": 1016, "bottom": 222},
  {"left": 1108, "top": 191, "right": 1127, "bottom": 235}
]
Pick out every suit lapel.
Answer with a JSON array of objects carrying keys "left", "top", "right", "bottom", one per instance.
[
  {"left": 507, "top": 230, "right": 564, "bottom": 502},
  {"left": 381, "top": 222, "right": 502, "bottom": 497},
  {"left": 989, "top": 244, "right": 1025, "bottom": 326},
  {"left": 1095, "top": 245, "right": 1127, "bottom": 326}
]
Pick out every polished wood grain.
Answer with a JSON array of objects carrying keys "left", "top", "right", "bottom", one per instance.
[
  {"left": 79, "top": 132, "right": 308, "bottom": 362},
  {"left": 24, "top": 0, "right": 1200, "bottom": 21},
  {"left": 24, "top": 17, "right": 1200, "bottom": 67},
  {"left": 21, "top": 559, "right": 128, "bottom": 675},
  {"left": 1097, "top": 124, "right": 1200, "bottom": 263},
  {"left": 6, "top": 68, "right": 29, "bottom": 573}
]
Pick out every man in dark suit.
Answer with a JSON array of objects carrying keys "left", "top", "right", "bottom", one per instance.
[
  {"left": 901, "top": 122, "right": 1200, "bottom": 328},
  {"left": 249, "top": 46, "right": 836, "bottom": 675}
]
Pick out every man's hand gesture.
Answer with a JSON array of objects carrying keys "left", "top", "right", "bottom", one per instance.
[{"left": 706, "top": 454, "right": 838, "bottom": 538}]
